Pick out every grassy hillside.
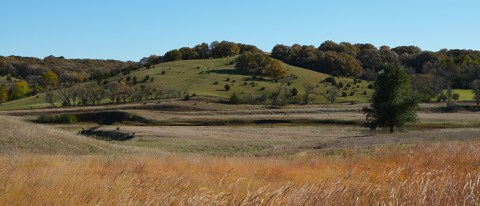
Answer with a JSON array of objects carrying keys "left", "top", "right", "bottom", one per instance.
[
  {"left": 0, "top": 115, "right": 130, "bottom": 154},
  {"left": 0, "top": 57, "right": 373, "bottom": 110}
]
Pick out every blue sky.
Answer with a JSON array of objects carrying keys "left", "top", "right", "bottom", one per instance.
[{"left": 1, "top": 0, "right": 479, "bottom": 61}]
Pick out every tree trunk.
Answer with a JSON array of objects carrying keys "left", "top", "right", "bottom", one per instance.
[{"left": 389, "top": 125, "right": 394, "bottom": 133}]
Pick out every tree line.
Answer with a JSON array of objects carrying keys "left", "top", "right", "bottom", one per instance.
[
  {"left": 271, "top": 41, "right": 480, "bottom": 96},
  {"left": 45, "top": 77, "right": 187, "bottom": 108},
  {"left": 0, "top": 55, "right": 141, "bottom": 99},
  {"left": 140, "top": 41, "right": 262, "bottom": 67}
]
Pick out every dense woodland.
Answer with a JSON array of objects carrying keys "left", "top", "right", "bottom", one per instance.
[{"left": 272, "top": 41, "right": 480, "bottom": 92}]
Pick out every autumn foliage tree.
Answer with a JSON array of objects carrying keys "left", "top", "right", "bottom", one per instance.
[
  {"left": 41, "top": 70, "right": 59, "bottom": 88},
  {"left": 235, "top": 52, "right": 285, "bottom": 80},
  {"left": 9, "top": 81, "right": 29, "bottom": 100},
  {"left": 164, "top": 49, "right": 182, "bottom": 62}
]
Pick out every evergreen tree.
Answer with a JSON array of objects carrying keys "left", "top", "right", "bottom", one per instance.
[{"left": 362, "top": 63, "right": 417, "bottom": 133}]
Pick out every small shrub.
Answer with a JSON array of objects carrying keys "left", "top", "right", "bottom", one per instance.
[
  {"left": 213, "top": 81, "right": 218, "bottom": 85},
  {"left": 367, "top": 84, "right": 374, "bottom": 89},
  {"left": 184, "top": 94, "right": 190, "bottom": 101},
  {"left": 326, "top": 77, "right": 335, "bottom": 83},
  {"left": 452, "top": 93, "right": 460, "bottom": 101},
  {"left": 338, "top": 82, "right": 344, "bottom": 88},
  {"left": 363, "top": 91, "right": 368, "bottom": 95},
  {"left": 342, "top": 91, "right": 347, "bottom": 97},
  {"left": 161, "top": 71, "right": 166, "bottom": 75},
  {"left": 229, "top": 93, "right": 239, "bottom": 104},
  {"left": 224, "top": 84, "right": 231, "bottom": 91},
  {"left": 291, "top": 87, "right": 298, "bottom": 96},
  {"left": 350, "top": 91, "right": 355, "bottom": 96},
  {"left": 226, "top": 78, "right": 230, "bottom": 81}
]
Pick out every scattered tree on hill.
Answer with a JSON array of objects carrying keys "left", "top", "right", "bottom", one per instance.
[
  {"left": 229, "top": 93, "right": 239, "bottom": 104},
  {"left": 0, "top": 84, "right": 8, "bottom": 103},
  {"left": 362, "top": 64, "right": 418, "bottom": 133},
  {"left": 58, "top": 84, "right": 74, "bottom": 106},
  {"left": 210, "top": 41, "right": 241, "bottom": 58},
  {"left": 193, "top": 43, "right": 211, "bottom": 59},
  {"left": 41, "top": 70, "right": 59, "bottom": 88},
  {"left": 179, "top": 47, "right": 199, "bottom": 60},
  {"left": 164, "top": 49, "right": 182, "bottom": 62},
  {"left": 302, "top": 83, "right": 315, "bottom": 105},
  {"left": 472, "top": 79, "right": 480, "bottom": 106},
  {"left": 323, "top": 87, "right": 339, "bottom": 103},
  {"left": 89, "top": 85, "right": 105, "bottom": 105},
  {"left": 45, "top": 90, "right": 56, "bottom": 108},
  {"left": 235, "top": 52, "right": 286, "bottom": 80},
  {"left": 9, "top": 81, "right": 29, "bottom": 100}
]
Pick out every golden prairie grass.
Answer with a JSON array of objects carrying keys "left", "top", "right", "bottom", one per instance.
[
  {"left": 1, "top": 141, "right": 479, "bottom": 205},
  {"left": 0, "top": 115, "right": 129, "bottom": 154}
]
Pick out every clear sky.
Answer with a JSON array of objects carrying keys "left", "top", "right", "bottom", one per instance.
[{"left": 1, "top": 0, "right": 479, "bottom": 61}]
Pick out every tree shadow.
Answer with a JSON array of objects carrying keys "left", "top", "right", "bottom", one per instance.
[{"left": 208, "top": 69, "right": 238, "bottom": 75}]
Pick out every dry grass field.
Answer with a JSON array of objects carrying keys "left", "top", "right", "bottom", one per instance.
[
  {"left": 0, "top": 100, "right": 480, "bottom": 205},
  {"left": 0, "top": 141, "right": 479, "bottom": 205}
]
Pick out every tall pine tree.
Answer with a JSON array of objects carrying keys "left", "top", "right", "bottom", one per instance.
[{"left": 362, "top": 63, "right": 418, "bottom": 133}]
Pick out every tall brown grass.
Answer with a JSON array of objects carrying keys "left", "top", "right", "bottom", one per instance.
[
  {"left": 0, "top": 115, "right": 129, "bottom": 154},
  {"left": 0, "top": 141, "right": 479, "bottom": 205}
]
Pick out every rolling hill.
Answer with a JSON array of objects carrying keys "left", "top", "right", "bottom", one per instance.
[
  {"left": 0, "top": 57, "right": 373, "bottom": 110},
  {"left": 0, "top": 115, "right": 130, "bottom": 154}
]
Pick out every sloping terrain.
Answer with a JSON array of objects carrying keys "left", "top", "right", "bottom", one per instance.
[
  {"left": 0, "top": 57, "right": 373, "bottom": 110},
  {"left": 0, "top": 115, "right": 130, "bottom": 154}
]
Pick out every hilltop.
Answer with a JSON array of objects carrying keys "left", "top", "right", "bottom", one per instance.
[{"left": 0, "top": 57, "right": 373, "bottom": 110}]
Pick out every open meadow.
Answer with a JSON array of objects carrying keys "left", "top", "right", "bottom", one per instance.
[
  {"left": 0, "top": 99, "right": 479, "bottom": 205},
  {"left": 3, "top": 0, "right": 480, "bottom": 205}
]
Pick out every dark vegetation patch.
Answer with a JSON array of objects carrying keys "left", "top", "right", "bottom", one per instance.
[
  {"left": 77, "top": 126, "right": 135, "bottom": 141},
  {"left": 35, "top": 111, "right": 154, "bottom": 125},
  {"left": 74, "top": 111, "right": 153, "bottom": 125},
  {"left": 36, "top": 114, "right": 77, "bottom": 124}
]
